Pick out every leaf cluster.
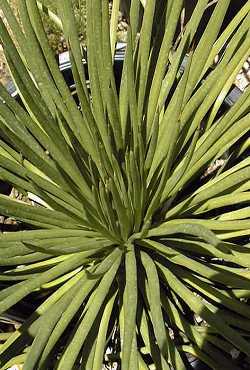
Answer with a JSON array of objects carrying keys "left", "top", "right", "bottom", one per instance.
[{"left": 0, "top": 0, "right": 250, "bottom": 369}]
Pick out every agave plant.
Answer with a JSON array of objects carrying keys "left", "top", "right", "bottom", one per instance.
[{"left": 0, "top": 0, "right": 250, "bottom": 369}]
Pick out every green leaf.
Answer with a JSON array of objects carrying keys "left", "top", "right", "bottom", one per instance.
[
  {"left": 0, "top": 251, "right": 91, "bottom": 315},
  {"left": 146, "top": 0, "right": 184, "bottom": 137},
  {"left": 184, "top": 0, "right": 231, "bottom": 101},
  {"left": 158, "top": 262, "right": 250, "bottom": 357},
  {"left": 56, "top": 250, "right": 121, "bottom": 370},
  {"left": 92, "top": 291, "right": 117, "bottom": 370},
  {"left": 122, "top": 244, "right": 138, "bottom": 370},
  {"left": 110, "top": 0, "right": 120, "bottom": 60},
  {"left": 140, "top": 252, "right": 168, "bottom": 358},
  {"left": 148, "top": 222, "right": 220, "bottom": 246}
]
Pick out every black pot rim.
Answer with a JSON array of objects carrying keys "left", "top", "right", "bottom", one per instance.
[{"left": 5, "top": 42, "right": 243, "bottom": 110}]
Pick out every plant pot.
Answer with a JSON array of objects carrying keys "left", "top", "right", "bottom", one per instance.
[
  {"left": 6, "top": 41, "right": 242, "bottom": 110},
  {"left": 0, "top": 181, "right": 11, "bottom": 195},
  {"left": 188, "top": 356, "right": 211, "bottom": 370}
]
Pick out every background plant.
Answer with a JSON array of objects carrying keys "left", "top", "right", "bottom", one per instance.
[
  {"left": 0, "top": 0, "right": 250, "bottom": 369},
  {"left": 39, "top": 0, "right": 87, "bottom": 52}
]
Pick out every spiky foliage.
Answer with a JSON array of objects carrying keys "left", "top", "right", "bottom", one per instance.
[{"left": 0, "top": 1, "right": 250, "bottom": 369}]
